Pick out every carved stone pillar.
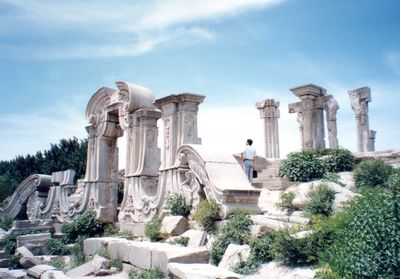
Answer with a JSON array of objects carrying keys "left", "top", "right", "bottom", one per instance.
[
  {"left": 256, "top": 99, "right": 280, "bottom": 158},
  {"left": 289, "top": 84, "right": 327, "bottom": 150},
  {"left": 348, "top": 87, "right": 375, "bottom": 152},
  {"left": 154, "top": 93, "right": 205, "bottom": 169},
  {"left": 324, "top": 96, "right": 339, "bottom": 148}
]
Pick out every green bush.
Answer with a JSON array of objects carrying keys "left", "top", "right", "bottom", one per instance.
[
  {"left": 110, "top": 258, "right": 123, "bottom": 271},
  {"left": 276, "top": 192, "right": 296, "bottom": 212},
  {"left": 194, "top": 199, "right": 220, "bottom": 231},
  {"left": 63, "top": 210, "right": 105, "bottom": 243},
  {"left": 322, "top": 172, "right": 344, "bottom": 186},
  {"left": 49, "top": 256, "right": 66, "bottom": 270},
  {"left": 7, "top": 254, "right": 21, "bottom": 269},
  {"left": 47, "top": 238, "right": 68, "bottom": 255},
  {"left": 210, "top": 208, "right": 253, "bottom": 265},
  {"left": 280, "top": 150, "right": 326, "bottom": 182},
  {"left": 102, "top": 224, "right": 119, "bottom": 236},
  {"left": 0, "top": 215, "right": 13, "bottom": 231},
  {"left": 353, "top": 159, "right": 393, "bottom": 189},
  {"left": 70, "top": 235, "right": 87, "bottom": 268},
  {"left": 322, "top": 187, "right": 400, "bottom": 278},
  {"left": 166, "top": 193, "right": 190, "bottom": 216},
  {"left": 304, "top": 184, "right": 335, "bottom": 216},
  {"left": 144, "top": 216, "right": 162, "bottom": 242},
  {"left": 321, "top": 148, "right": 355, "bottom": 173},
  {"left": 128, "top": 268, "right": 164, "bottom": 279},
  {"left": 170, "top": 236, "right": 189, "bottom": 247}
]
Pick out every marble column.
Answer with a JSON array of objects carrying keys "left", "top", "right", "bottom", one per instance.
[
  {"left": 155, "top": 93, "right": 205, "bottom": 169},
  {"left": 289, "top": 84, "right": 326, "bottom": 150},
  {"left": 324, "top": 95, "right": 339, "bottom": 148},
  {"left": 256, "top": 99, "right": 280, "bottom": 158},
  {"left": 348, "top": 87, "right": 375, "bottom": 152}
]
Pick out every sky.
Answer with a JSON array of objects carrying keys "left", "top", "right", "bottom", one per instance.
[{"left": 0, "top": 0, "right": 400, "bottom": 165}]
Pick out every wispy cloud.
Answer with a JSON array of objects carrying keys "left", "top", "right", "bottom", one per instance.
[{"left": 0, "top": 0, "right": 283, "bottom": 59}]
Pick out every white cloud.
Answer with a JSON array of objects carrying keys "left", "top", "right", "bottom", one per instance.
[{"left": 0, "top": 0, "right": 283, "bottom": 59}]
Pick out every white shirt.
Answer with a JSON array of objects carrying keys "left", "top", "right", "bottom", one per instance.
[{"left": 243, "top": 146, "right": 256, "bottom": 160}]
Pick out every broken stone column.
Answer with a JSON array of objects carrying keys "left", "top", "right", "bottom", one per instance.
[
  {"left": 348, "top": 87, "right": 375, "bottom": 152},
  {"left": 256, "top": 99, "right": 280, "bottom": 158},
  {"left": 154, "top": 93, "right": 205, "bottom": 169},
  {"left": 289, "top": 84, "right": 327, "bottom": 150},
  {"left": 324, "top": 95, "right": 339, "bottom": 148}
]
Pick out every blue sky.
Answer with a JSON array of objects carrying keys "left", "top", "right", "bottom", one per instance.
[{"left": 0, "top": 0, "right": 399, "bottom": 162}]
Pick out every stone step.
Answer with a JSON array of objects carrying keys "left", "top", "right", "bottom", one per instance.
[{"left": 83, "top": 237, "right": 210, "bottom": 274}]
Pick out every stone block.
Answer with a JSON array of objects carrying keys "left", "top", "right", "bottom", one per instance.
[
  {"left": 0, "top": 268, "right": 27, "bottom": 279},
  {"left": 66, "top": 254, "right": 109, "bottom": 277},
  {"left": 117, "top": 222, "right": 146, "bottom": 237},
  {"left": 218, "top": 244, "right": 251, "bottom": 271},
  {"left": 0, "top": 258, "right": 8, "bottom": 268},
  {"left": 15, "top": 246, "right": 34, "bottom": 258},
  {"left": 125, "top": 242, "right": 152, "bottom": 270},
  {"left": 181, "top": 229, "right": 207, "bottom": 247},
  {"left": 160, "top": 216, "right": 188, "bottom": 236},
  {"left": 16, "top": 233, "right": 51, "bottom": 255},
  {"left": 0, "top": 249, "right": 9, "bottom": 259},
  {"left": 41, "top": 270, "right": 71, "bottom": 279},
  {"left": 251, "top": 215, "right": 294, "bottom": 231},
  {"left": 168, "top": 263, "right": 241, "bottom": 279},
  {"left": 19, "top": 256, "right": 39, "bottom": 268},
  {"left": 27, "top": 264, "right": 56, "bottom": 279},
  {"left": 107, "top": 239, "right": 131, "bottom": 261},
  {"left": 83, "top": 237, "right": 128, "bottom": 256},
  {"left": 11, "top": 220, "right": 53, "bottom": 234}
]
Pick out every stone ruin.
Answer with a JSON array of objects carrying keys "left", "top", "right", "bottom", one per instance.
[{"left": 0, "top": 82, "right": 378, "bottom": 226}]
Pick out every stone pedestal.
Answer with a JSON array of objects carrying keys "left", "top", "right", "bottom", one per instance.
[
  {"left": 154, "top": 93, "right": 205, "bottom": 169},
  {"left": 256, "top": 99, "right": 280, "bottom": 158},
  {"left": 348, "top": 87, "right": 375, "bottom": 152}
]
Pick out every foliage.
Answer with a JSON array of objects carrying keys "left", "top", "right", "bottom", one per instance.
[
  {"left": 353, "top": 159, "right": 393, "bottom": 189},
  {"left": 128, "top": 268, "right": 164, "bottom": 279},
  {"left": 193, "top": 199, "right": 221, "bottom": 231},
  {"left": 0, "top": 215, "right": 13, "bottom": 231},
  {"left": 110, "top": 258, "right": 123, "bottom": 271},
  {"left": 70, "top": 235, "right": 87, "bottom": 268},
  {"left": 102, "top": 224, "right": 120, "bottom": 236},
  {"left": 321, "top": 148, "right": 355, "bottom": 173},
  {"left": 96, "top": 244, "right": 111, "bottom": 258},
  {"left": 47, "top": 238, "right": 68, "bottom": 255},
  {"left": 144, "top": 216, "right": 162, "bottom": 242},
  {"left": 170, "top": 236, "right": 189, "bottom": 247},
  {"left": 276, "top": 192, "right": 296, "bottom": 212},
  {"left": 7, "top": 254, "right": 21, "bottom": 269},
  {"left": 235, "top": 232, "right": 276, "bottom": 275},
  {"left": 322, "top": 172, "right": 344, "bottom": 186},
  {"left": 279, "top": 150, "right": 326, "bottom": 182},
  {"left": 63, "top": 210, "right": 105, "bottom": 243},
  {"left": 0, "top": 230, "right": 38, "bottom": 254},
  {"left": 321, "top": 187, "right": 400, "bottom": 278},
  {"left": 304, "top": 183, "right": 335, "bottom": 216},
  {"left": 49, "top": 256, "right": 66, "bottom": 270},
  {"left": 166, "top": 193, "right": 190, "bottom": 216},
  {"left": 210, "top": 208, "right": 253, "bottom": 265},
  {"left": 0, "top": 137, "right": 87, "bottom": 203}
]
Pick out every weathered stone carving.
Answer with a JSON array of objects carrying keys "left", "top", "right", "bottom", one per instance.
[
  {"left": 348, "top": 87, "right": 375, "bottom": 152},
  {"left": 289, "top": 84, "right": 339, "bottom": 150},
  {"left": 256, "top": 99, "right": 280, "bottom": 158}
]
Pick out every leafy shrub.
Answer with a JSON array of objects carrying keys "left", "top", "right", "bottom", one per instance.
[
  {"left": 304, "top": 184, "right": 335, "bottom": 216},
  {"left": 280, "top": 150, "right": 326, "bottom": 182},
  {"left": 63, "top": 210, "right": 105, "bottom": 243},
  {"left": 70, "top": 235, "right": 87, "bottom": 268},
  {"left": 49, "top": 256, "right": 66, "bottom": 270},
  {"left": 166, "top": 193, "right": 190, "bottom": 216},
  {"left": 144, "top": 216, "right": 162, "bottom": 242},
  {"left": 321, "top": 148, "right": 355, "bottom": 173},
  {"left": 47, "top": 238, "right": 68, "bottom": 255},
  {"left": 0, "top": 230, "right": 39, "bottom": 253},
  {"left": 276, "top": 192, "right": 295, "bottom": 211},
  {"left": 7, "top": 254, "right": 21, "bottom": 269},
  {"left": 0, "top": 215, "right": 13, "bottom": 231},
  {"left": 353, "top": 159, "right": 393, "bottom": 189},
  {"left": 322, "top": 187, "right": 400, "bottom": 278},
  {"left": 170, "top": 236, "right": 189, "bottom": 247},
  {"left": 110, "top": 258, "right": 123, "bottom": 271},
  {"left": 322, "top": 172, "right": 344, "bottom": 186},
  {"left": 194, "top": 199, "right": 220, "bottom": 231},
  {"left": 210, "top": 208, "right": 253, "bottom": 265},
  {"left": 102, "top": 224, "right": 119, "bottom": 236},
  {"left": 128, "top": 268, "right": 164, "bottom": 279}
]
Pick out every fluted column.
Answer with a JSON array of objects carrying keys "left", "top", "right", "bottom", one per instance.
[{"left": 256, "top": 99, "right": 280, "bottom": 158}]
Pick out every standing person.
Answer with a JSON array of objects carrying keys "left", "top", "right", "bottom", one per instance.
[{"left": 241, "top": 139, "right": 256, "bottom": 182}]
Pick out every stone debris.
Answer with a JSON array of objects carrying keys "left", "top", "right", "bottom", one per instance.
[
  {"left": 0, "top": 268, "right": 27, "bottom": 279},
  {"left": 180, "top": 229, "right": 207, "bottom": 247},
  {"left": 66, "top": 254, "right": 109, "bottom": 278},
  {"left": 27, "top": 264, "right": 57, "bottom": 278},
  {"left": 16, "top": 233, "right": 51, "bottom": 255},
  {"left": 244, "top": 261, "right": 315, "bottom": 279},
  {"left": 41, "top": 270, "right": 71, "bottom": 279},
  {"left": 15, "top": 246, "right": 35, "bottom": 258},
  {"left": 218, "top": 244, "right": 251, "bottom": 271},
  {"left": 19, "top": 256, "right": 39, "bottom": 269},
  {"left": 251, "top": 215, "right": 295, "bottom": 231},
  {"left": 168, "top": 262, "right": 242, "bottom": 279},
  {"left": 160, "top": 216, "right": 188, "bottom": 236}
]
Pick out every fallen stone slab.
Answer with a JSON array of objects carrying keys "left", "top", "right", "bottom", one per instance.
[
  {"left": 66, "top": 255, "right": 109, "bottom": 278},
  {"left": 263, "top": 214, "right": 310, "bottom": 225},
  {"left": 181, "top": 229, "right": 207, "bottom": 247},
  {"left": 84, "top": 237, "right": 129, "bottom": 256},
  {"left": 0, "top": 248, "right": 9, "bottom": 259},
  {"left": 15, "top": 246, "right": 34, "bottom": 258},
  {"left": 244, "top": 261, "right": 315, "bottom": 279},
  {"left": 27, "top": 264, "right": 56, "bottom": 279},
  {"left": 160, "top": 216, "right": 188, "bottom": 236},
  {"left": 0, "top": 258, "right": 8, "bottom": 268},
  {"left": 0, "top": 268, "right": 27, "bottom": 279},
  {"left": 20, "top": 256, "right": 39, "bottom": 268},
  {"left": 219, "top": 244, "right": 251, "bottom": 271},
  {"left": 251, "top": 215, "right": 295, "bottom": 231},
  {"left": 168, "top": 263, "right": 241, "bottom": 279}
]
